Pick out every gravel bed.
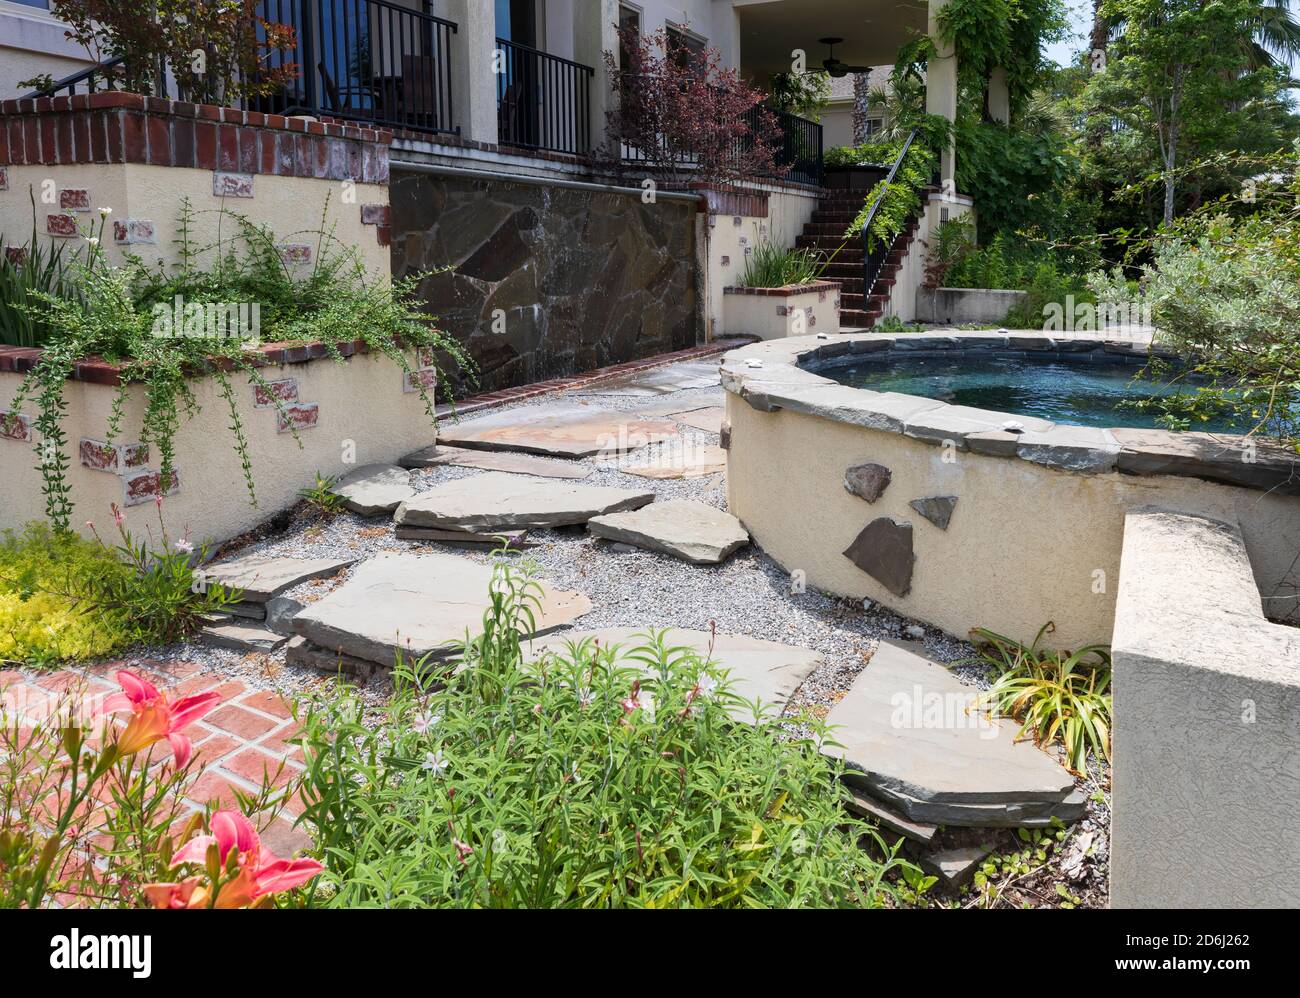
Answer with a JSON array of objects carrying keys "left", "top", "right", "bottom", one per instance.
[{"left": 60, "top": 365, "right": 1109, "bottom": 906}]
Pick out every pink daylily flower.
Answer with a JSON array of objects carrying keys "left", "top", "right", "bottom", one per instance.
[
  {"left": 163, "top": 810, "right": 323, "bottom": 908},
  {"left": 99, "top": 669, "right": 221, "bottom": 768}
]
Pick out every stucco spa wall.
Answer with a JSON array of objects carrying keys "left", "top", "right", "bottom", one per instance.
[
  {"left": 722, "top": 336, "right": 1300, "bottom": 650},
  {"left": 390, "top": 168, "right": 700, "bottom": 394},
  {"left": 0, "top": 348, "right": 437, "bottom": 545}
]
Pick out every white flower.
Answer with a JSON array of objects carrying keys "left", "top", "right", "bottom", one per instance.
[
  {"left": 98, "top": 206, "right": 112, "bottom": 216},
  {"left": 85, "top": 237, "right": 99, "bottom": 246},
  {"left": 576, "top": 687, "right": 593, "bottom": 708},
  {"left": 422, "top": 750, "right": 448, "bottom": 776},
  {"left": 174, "top": 538, "right": 193, "bottom": 554},
  {"left": 696, "top": 673, "right": 717, "bottom": 697},
  {"left": 412, "top": 711, "right": 441, "bottom": 735}
]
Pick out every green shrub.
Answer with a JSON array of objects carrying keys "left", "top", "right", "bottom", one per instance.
[
  {"left": 844, "top": 140, "right": 938, "bottom": 252},
  {"left": 969, "top": 623, "right": 1112, "bottom": 775},
  {"left": 1089, "top": 195, "right": 1300, "bottom": 443},
  {"left": 0, "top": 191, "right": 92, "bottom": 348},
  {"left": 10, "top": 198, "right": 472, "bottom": 532},
  {"left": 738, "top": 236, "right": 826, "bottom": 288},
  {"left": 0, "top": 524, "right": 132, "bottom": 666},
  {"left": 295, "top": 560, "right": 914, "bottom": 908}
]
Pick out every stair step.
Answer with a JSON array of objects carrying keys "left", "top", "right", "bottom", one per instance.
[{"left": 811, "top": 211, "right": 860, "bottom": 224}]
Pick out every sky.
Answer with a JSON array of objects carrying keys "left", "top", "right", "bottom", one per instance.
[{"left": 1044, "top": 0, "right": 1094, "bottom": 69}]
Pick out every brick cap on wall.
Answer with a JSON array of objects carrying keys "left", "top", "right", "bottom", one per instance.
[{"left": 723, "top": 280, "right": 842, "bottom": 296}]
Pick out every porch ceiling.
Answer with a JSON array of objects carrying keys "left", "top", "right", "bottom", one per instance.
[{"left": 733, "top": 0, "right": 930, "bottom": 79}]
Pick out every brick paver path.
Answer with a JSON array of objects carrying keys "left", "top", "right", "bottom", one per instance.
[{"left": 0, "top": 659, "right": 311, "bottom": 857}]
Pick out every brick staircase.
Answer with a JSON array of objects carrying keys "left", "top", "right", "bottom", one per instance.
[{"left": 796, "top": 189, "right": 926, "bottom": 329}]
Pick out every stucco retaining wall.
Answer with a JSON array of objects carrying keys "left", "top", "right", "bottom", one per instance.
[
  {"left": 915, "top": 287, "right": 1026, "bottom": 325},
  {"left": 1110, "top": 509, "right": 1300, "bottom": 907},
  {"left": 722, "top": 332, "right": 1300, "bottom": 649},
  {"left": 722, "top": 281, "right": 840, "bottom": 339},
  {"left": 0, "top": 346, "right": 438, "bottom": 545}
]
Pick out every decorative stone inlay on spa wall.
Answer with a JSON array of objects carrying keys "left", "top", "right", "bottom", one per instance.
[{"left": 720, "top": 331, "right": 1300, "bottom": 494}]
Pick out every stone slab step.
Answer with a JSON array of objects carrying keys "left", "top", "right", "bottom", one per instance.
[
  {"left": 842, "top": 782, "right": 938, "bottom": 845},
  {"left": 333, "top": 464, "right": 418, "bottom": 515},
  {"left": 436, "top": 400, "right": 678, "bottom": 458},
  {"left": 204, "top": 554, "right": 357, "bottom": 603},
  {"left": 399, "top": 444, "right": 592, "bottom": 480},
  {"left": 292, "top": 551, "right": 592, "bottom": 667},
  {"left": 201, "top": 621, "right": 287, "bottom": 653},
  {"left": 920, "top": 843, "right": 996, "bottom": 890},
  {"left": 395, "top": 525, "right": 532, "bottom": 547},
  {"left": 588, "top": 499, "right": 749, "bottom": 564},
  {"left": 824, "top": 640, "right": 1083, "bottom": 827},
  {"left": 395, "top": 472, "right": 655, "bottom": 532}
]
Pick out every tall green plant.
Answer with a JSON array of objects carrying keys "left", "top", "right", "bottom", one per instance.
[
  {"left": 9, "top": 199, "right": 472, "bottom": 532},
  {"left": 295, "top": 560, "right": 915, "bottom": 908},
  {"left": 0, "top": 192, "right": 92, "bottom": 348},
  {"left": 738, "top": 235, "right": 827, "bottom": 288}
]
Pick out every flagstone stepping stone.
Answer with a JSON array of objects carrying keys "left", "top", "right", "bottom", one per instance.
[
  {"left": 395, "top": 525, "right": 532, "bottom": 548},
  {"left": 823, "top": 641, "right": 1084, "bottom": 828},
  {"left": 842, "top": 783, "right": 938, "bottom": 846},
  {"left": 576, "top": 361, "right": 721, "bottom": 396},
  {"left": 264, "top": 596, "right": 304, "bottom": 637},
  {"left": 394, "top": 472, "right": 655, "bottom": 532},
  {"left": 521, "top": 627, "right": 821, "bottom": 721},
  {"left": 399, "top": 444, "right": 591, "bottom": 479},
  {"left": 222, "top": 602, "right": 267, "bottom": 621},
  {"left": 200, "top": 621, "right": 287, "bottom": 653},
  {"left": 667, "top": 406, "right": 725, "bottom": 434},
  {"left": 333, "top": 464, "right": 418, "bottom": 515},
  {"left": 588, "top": 499, "right": 749, "bottom": 564},
  {"left": 617, "top": 443, "right": 727, "bottom": 479},
  {"left": 844, "top": 462, "right": 892, "bottom": 502},
  {"left": 292, "top": 551, "right": 592, "bottom": 667},
  {"left": 919, "top": 843, "right": 997, "bottom": 890},
  {"left": 909, "top": 495, "right": 958, "bottom": 531},
  {"left": 204, "top": 554, "right": 357, "bottom": 602},
  {"left": 437, "top": 401, "right": 678, "bottom": 458},
  {"left": 843, "top": 517, "right": 914, "bottom": 596},
  {"left": 623, "top": 390, "right": 727, "bottom": 416},
  {"left": 284, "top": 635, "right": 380, "bottom": 679}
]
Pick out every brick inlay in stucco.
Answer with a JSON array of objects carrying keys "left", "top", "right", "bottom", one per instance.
[
  {"left": 112, "top": 219, "right": 155, "bottom": 244},
  {"left": 278, "top": 243, "right": 312, "bottom": 265},
  {"left": 253, "top": 378, "right": 299, "bottom": 408},
  {"left": 59, "top": 188, "right": 90, "bottom": 211},
  {"left": 1, "top": 409, "right": 32, "bottom": 442},
  {"left": 277, "top": 402, "right": 318, "bottom": 433},
  {"left": 213, "top": 171, "right": 254, "bottom": 197},
  {"left": 123, "top": 467, "right": 181, "bottom": 505},
  {"left": 46, "top": 213, "right": 78, "bottom": 237}
]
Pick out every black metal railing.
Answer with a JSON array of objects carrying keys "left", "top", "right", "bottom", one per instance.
[
  {"left": 763, "top": 105, "right": 823, "bottom": 186},
  {"left": 24, "top": 2, "right": 458, "bottom": 137},
  {"left": 495, "top": 38, "right": 593, "bottom": 155},
  {"left": 859, "top": 128, "right": 918, "bottom": 301},
  {"left": 254, "top": 0, "right": 457, "bottom": 134}
]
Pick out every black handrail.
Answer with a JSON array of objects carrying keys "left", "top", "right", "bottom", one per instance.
[
  {"left": 22, "top": 57, "right": 127, "bottom": 99},
  {"left": 859, "top": 128, "right": 918, "bottom": 306}
]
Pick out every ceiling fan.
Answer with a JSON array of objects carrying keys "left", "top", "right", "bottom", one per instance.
[{"left": 818, "top": 37, "right": 871, "bottom": 78}]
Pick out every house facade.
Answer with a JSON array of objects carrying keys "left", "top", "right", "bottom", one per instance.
[{"left": 1, "top": 1, "right": 1000, "bottom": 386}]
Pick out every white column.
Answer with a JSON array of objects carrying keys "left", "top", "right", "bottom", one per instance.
[
  {"left": 987, "top": 66, "right": 1010, "bottom": 124},
  {"left": 925, "top": 0, "right": 958, "bottom": 189},
  {"left": 445, "top": 0, "right": 498, "bottom": 144},
  {"left": 573, "top": 0, "right": 619, "bottom": 153}
]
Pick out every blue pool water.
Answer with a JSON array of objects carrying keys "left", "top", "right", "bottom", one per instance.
[{"left": 818, "top": 353, "right": 1243, "bottom": 433}]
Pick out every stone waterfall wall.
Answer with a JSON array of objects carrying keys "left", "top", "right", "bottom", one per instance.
[{"left": 390, "top": 169, "right": 701, "bottom": 394}]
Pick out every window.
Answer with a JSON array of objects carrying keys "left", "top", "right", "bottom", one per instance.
[
  {"left": 618, "top": 4, "right": 640, "bottom": 69},
  {"left": 9, "top": 0, "right": 53, "bottom": 8},
  {"left": 666, "top": 24, "right": 706, "bottom": 72},
  {"left": 863, "top": 117, "right": 883, "bottom": 138}
]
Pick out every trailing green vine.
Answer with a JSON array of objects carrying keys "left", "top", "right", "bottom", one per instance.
[
  {"left": 841, "top": 138, "right": 940, "bottom": 252},
  {"left": 10, "top": 199, "right": 473, "bottom": 533}
]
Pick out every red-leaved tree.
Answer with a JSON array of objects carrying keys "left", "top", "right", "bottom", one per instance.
[{"left": 604, "top": 26, "right": 782, "bottom": 187}]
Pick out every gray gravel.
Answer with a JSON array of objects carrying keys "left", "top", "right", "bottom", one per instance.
[{"left": 90, "top": 376, "right": 976, "bottom": 716}]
